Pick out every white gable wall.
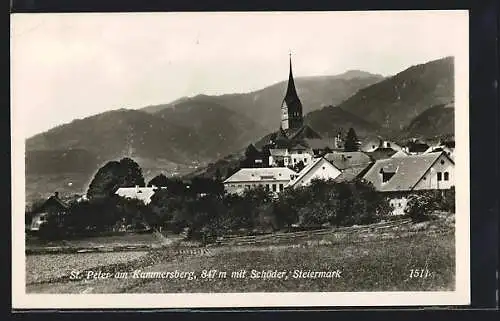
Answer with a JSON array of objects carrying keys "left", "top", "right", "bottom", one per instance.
[
  {"left": 290, "top": 158, "right": 341, "bottom": 187},
  {"left": 269, "top": 150, "right": 314, "bottom": 167},
  {"left": 413, "top": 154, "right": 454, "bottom": 190},
  {"left": 290, "top": 152, "right": 313, "bottom": 166}
]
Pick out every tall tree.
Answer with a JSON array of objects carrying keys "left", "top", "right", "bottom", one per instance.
[
  {"left": 214, "top": 168, "right": 222, "bottom": 182},
  {"left": 241, "top": 144, "right": 260, "bottom": 168},
  {"left": 87, "top": 157, "right": 145, "bottom": 199},
  {"left": 148, "top": 173, "right": 169, "bottom": 187},
  {"left": 344, "top": 128, "right": 360, "bottom": 152}
]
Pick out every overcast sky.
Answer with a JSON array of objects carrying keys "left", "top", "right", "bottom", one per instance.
[{"left": 11, "top": 11, "right": 467, "bottom": 138}]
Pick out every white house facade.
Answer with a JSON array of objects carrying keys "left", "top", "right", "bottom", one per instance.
[
  {"left": 269, "top": 146, "right": 314, "bottom": 168},
  {"left": 223, "top": 167, "right": 298, "bottom": 196},
  {"left": 362, "top": 152, "right": 455, "bottom": 215},
  {"left": 412, "top": 153, "right": 454, "bottom": 190}
]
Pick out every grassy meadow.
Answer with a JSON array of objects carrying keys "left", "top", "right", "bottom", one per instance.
[{"left": 26, "top": 217, "right": 455, "bottom": 293}]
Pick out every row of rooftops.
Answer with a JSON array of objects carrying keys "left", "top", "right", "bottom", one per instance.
[
  {"left": 224, "top": 148, "right": 454, "bottom": 193},
  {"left": 34, "top": 138, "right": 454, "bottom": 211}
]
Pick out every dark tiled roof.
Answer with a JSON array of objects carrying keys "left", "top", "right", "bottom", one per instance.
[
  {"left": 324, "top": 151, "right": 372, "bottom": 170},
  {"left": 288, "top": 125, "right": 322, "bottom": 140},
  {"left": 334, "top": 164, "right": 373, "bottom": 183},
  {"left": 365, "top": 148, "right": 397, "bottom": 160},
  {"left": 362, "top": 152, "right": 451, "bottom": 192},
  {"left": 35, "top": 194, "right": 70, "bottom": 213},
  {"left": 304, "top": 138, "right": 334, "bottom": 150}
]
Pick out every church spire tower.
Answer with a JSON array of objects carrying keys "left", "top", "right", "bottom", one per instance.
[{"left": 280, "top": 52, "right": 303, "bottom": 132}]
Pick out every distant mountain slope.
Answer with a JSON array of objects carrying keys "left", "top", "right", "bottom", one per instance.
[
  {"left": 337, "top": 56, "right": 454, "bottom": 131},
  {"left": 305, "top": 105, "right": 380, "bottom": 138},
  {"left": 26, "top": 109, "right": 204, "bottom": 164},
  {"left": 155, "top": 100, "right": 267, "bottom": 159},
  {"left": 142, "top": 71, "right": 384, "bottom": 131},
  {"left": 402, "top": 102, "right": 454, "bottom": 139}
]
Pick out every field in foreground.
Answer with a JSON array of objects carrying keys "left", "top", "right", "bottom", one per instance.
[{"left": 26, "top": 222, "right": 455, "bottom": 293}]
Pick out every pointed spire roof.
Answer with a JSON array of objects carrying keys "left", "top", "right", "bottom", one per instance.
[{"left": 284, "top": 52, "right": 299, "bottom": 101}]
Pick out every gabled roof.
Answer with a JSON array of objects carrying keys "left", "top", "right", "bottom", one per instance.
[
  {"left": 223, "top": 167, "right": 297, "bottom": 183},
  {"left": 404, "top": 141, "right": 430, "bottom": 153},
  {"left": 288, "top": 124, "right": 322, "bottom": 140},
  {"left": 362, "top": 152, "right": 453, "bottom": 192},
  {"left": 115, "top": 187, "right": 165, "bottom": 205},
  {"left": 324, "top": 151, "right": 372, "bottom": 170},
  {"left": 391, "top": 150, "right": 409, "bottom": 158},
  {"left": 366, "top": 147, "right": 397, "bottom": 160},
  {"left": 303, "top": 138, "right": 334, "bottom": 150},
  {"left": 286, "top": 157, "right": 341, "bottom": 188},
  {"left": 289, "top": 142, "right": 310, "bottom": 151},
  {"left": 35, "top": 194, "right": 69, "bottom": 213},
  {"left": 269, "top": 148, "right": 289, "bottom": 157},
  {"left": 334, "top": 164, "right": 374, "bottom": 183}
]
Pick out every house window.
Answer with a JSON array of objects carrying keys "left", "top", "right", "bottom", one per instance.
[
  {"left": 382, "top": 172, "right": 395, "bottom": 183},
  {"left": 387, "top": 142, "right": 391, "bottom": 148},
  {"left": 437, "top": 172, "right": 442, "bottom": 181},
  {"left": 304, "top": 158, "right": 307, "bottom": 163},
  {"left": 298, "top": 151, "right": 303, "bottom": 154},
  {"left": 444, "top": 172, "right": 449, "bottom": 181},
  {"left": 272, "top": 184, "right": 277, "bottom": 192},
  {"left": 440, "top": 160, "right": 445, "bottom": 165},
  {"left": 279, "top": 184, "right": 284, "bottom": 190}
]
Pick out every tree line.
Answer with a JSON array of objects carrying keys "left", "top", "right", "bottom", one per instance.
[
  {"left": 30, "top": 156, "right": 455, "bottom": 241},
  {"left": 30, "top": 157, "right": 393, "bottom": 241}
]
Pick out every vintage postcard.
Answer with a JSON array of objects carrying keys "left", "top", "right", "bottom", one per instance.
[{"left": 11, "top": 11, "right": 470, "bottom": 309}]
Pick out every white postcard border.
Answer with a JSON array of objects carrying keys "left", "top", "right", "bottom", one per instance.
[{"left": 11, "top": 10, "right": 470, "bottom": 309}]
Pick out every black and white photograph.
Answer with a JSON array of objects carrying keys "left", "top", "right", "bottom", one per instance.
[{"left": 11, "top": 11, "right": 470, "bottom": 308}]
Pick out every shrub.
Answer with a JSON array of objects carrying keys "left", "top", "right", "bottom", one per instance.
[
  {"left": 405, "top": 192, "right": 439, "bottom": 222},
  {"left": 440, "top": 187, "right": 455, "bottom": 212},
  {"left": 405, "top": 188, "right": 455, "bottom": 222}
]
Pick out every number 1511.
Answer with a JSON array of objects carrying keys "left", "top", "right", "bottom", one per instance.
[{"left": 409, "top": 269, "right": 431, "bottom": 278}]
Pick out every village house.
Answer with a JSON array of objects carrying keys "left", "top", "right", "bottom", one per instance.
[
  {"left": 362, "top": 151, "right": 454, "bottom": 215},
  {"left": 324, "top": 151, "right": 374, "bottom": 183},
  {"left": 223, "top": 167, "right": 298, "bottom": 196},
  {"left": 423, "top": 144, "right": 454, "bottom": 161},
  {"left": 29, "top": 192, "right": 69, "bottom": 232},
  {"left": 402, "top": 140, "right": 430, "bottom": 155},
  {"left": 391, "top": 150, "right": 410, "bottom": 158},
  {"left": 365, "top": 147, "right": 398, "bottom": 161},
  {"left": 115, "top": 185, "right": 166, "bottom": 205},
  {"left": 285, "top": 157, "right": 342, "bottom": 188},
  {"left": 268, "top": 142, "right": 314, "bottom": 168},
  {"left": 360, "top": 136, "right": 403, "bottom": 153}
]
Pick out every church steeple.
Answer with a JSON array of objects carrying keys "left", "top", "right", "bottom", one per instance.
[
  {"left": 285, "top": 53, "right": 299, "bottom": 99},
  {"left": 281, "top": 52, "right": 303, "bottom": 131}
]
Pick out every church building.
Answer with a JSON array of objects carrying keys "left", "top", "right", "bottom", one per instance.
[{"left": 281, "top": 54, "right": 304, "bottom": 132}]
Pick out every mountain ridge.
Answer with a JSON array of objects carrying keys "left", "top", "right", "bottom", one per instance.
[{"left": 25, "top": 57, "right": 454, "bottom": 202}]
